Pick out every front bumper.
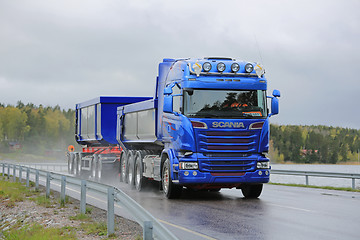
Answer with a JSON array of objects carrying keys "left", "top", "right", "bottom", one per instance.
[{"left": 178, "top": 169, "right": 270, "bottom": 185}]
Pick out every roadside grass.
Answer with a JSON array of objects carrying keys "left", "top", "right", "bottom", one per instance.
[
  {"left": 0, "top": 177, "right": 127, "bottom": 239},
  {"left": 269, "top": 182, "right": 360, "bottom": 192},
  {"left": 1, "top": 223, "right": 76, "bottom": 240},
  {"left": 0, "top": 177, "right": 36, "bottom": 207}
]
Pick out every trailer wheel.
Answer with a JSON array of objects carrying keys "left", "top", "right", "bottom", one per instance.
[
  {"left": 127, "top": 151, "right": 135, "bottom": 188},
  {"left": 134, "top": 151, "right": 145, "bottom": 191},
  {"left": 162, "top": 158, "right": 182, "bottom": 199},
  {"left": 96, "top": 155, "right": 103, "bottom": 180},
  {"left": 74, "top": 153, "right": 81, "bottom": 176},
  {"left": 241, "top": 184, "right": 263, "bottom": 199},
  {"left": 91, "top": 155, "right": 97, "bottom": 179},
  {"left": 119, "top": 152, "right": 127, "bottom": 182},
  {"left": 68, "top": 153, "right": 74, "bottom": 174}
]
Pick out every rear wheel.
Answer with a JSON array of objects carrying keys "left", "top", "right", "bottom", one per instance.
[
  {"left": 96, "top": 155, "right": 103, "bottom": 180},
  {"left": 74, "top": 153, "right": 81, "bottom": 176},
  {"left": 241, "top": 184, "right": 263, "bottom": 199},
  {"left": 68, "top": 153, "right": 74, "bottom": 174},
  {"left": 134, "top": 151, "right": 146, "bottom": 191},
  {"left": 162, "top": 158, "right": 182, "bottom": 199},
  {"left": 90, "top": 155, "right": 97, "bottom": 179},
  {"left": 119, "top": 151, "right": 127, "bottom": 182},
  {"left": 127, "top": 151, "right": 135, "bottom": 188}
]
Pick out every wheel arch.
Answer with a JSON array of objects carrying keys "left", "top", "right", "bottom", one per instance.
[{"left": 160, "top": 148, "right": 178, "bottom": 180}]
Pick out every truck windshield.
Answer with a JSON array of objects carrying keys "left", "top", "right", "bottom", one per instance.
[{"left": 183, "top": 89, "right": 267, "bottom": 119}]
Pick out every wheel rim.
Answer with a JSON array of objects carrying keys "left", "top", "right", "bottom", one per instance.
[
  {"left": 135, "top": 163, "right": 141, "bottom": 187},
  {"left": 121, "top": 158, "right": 126, "bottom": 180},
  {"left": 163, "top": 164, "right": 170, "bottom": 194},
  {"left": 97, "top": 160, "right": 102, "bottom": 179}
]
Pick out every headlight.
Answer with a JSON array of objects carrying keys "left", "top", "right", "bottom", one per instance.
[
  {"left": 257, "top": 161, "right": 270, "bottom": 169},
  {"left": 231, "top": 63, "right": 240, "bottom": 73},
  {"left": 179, "top": 162, "right": 198, "bottom": 170},
  {"left": 203, "top": 62, "right": 212, "bottom": 72},
  {"left": 217, "top": 62, "right": 226, "bottom": 72},
  {"left": 245, "top": 63, "right": 254, "bottom": 73}
]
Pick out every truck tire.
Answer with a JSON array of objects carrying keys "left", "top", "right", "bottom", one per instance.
[
  {"left": 162, "top": 158, "right": 182, "bottom": 199},
  {"left": 74, "top": 153, "right": 81, "bottom": 176},
  {"left": 119, "top": 152, "right": 127, "bottom": 182},
  {"left": 134, "top": 151, "right": 146, "bottom": 191},
  {"left": 241, "top": 184, "right": 263, "bottom": 199},
  {"left": 127, "top": 151, "right": 135, "bottom": 188},
  {"left": 68, "top": 153, "right": 74, "bottom": 174},
  {"left": 90, "top": 155, "right": 97, "bottom": 179},
  {"left": 96, "top": 155, "right": 102, "bottom": 180}
]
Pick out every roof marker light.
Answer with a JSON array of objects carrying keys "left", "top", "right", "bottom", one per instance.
[
  {"left": 231, "top": 63, "right": 240, "bottom": 73},
  {"left": 245, "top": 63, "right": 254, "bottom": 73},
  {"left": 217, "top": 62, "right": 226, "bottom": 72},
  {"left": 203, "top": 62, "right": 212, "bottom": 72}
]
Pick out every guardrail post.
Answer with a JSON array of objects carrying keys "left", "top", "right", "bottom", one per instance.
[
  {"left": 19, "top": 166, "right": 22, "bottom": 182},
  {"left": 107, "top": 187, "right": 115, "bottom": 236},
  {"left": 26, "top": 167, "right": 30, "bottom": 188},
  {"left": 2, "top": 163, "right": 4, "bottom": 176},
  {"left": 352, "top": 178, "right": 355, "bottom": 189},
  {"left": 7, "top": 164, "right": 10, "bottom": 179},
  {"left": 143, "top": 221, "right": 153, "bottom": 240},
  {"left": 13, "top": 165, "right": 16, "bottom": 182},
  {"left": 46, "top": 172, "right": 51, "bottom": 198},
  {"left": 80, "top": 180, "right": 87, "bottom": 214},
  {"left": 60, "top": 176, "right": 66, "bottom": 206},
  {"left": 305, "top": 175, "right": 309, "bottom": 185},
  {"left": 35, "top": 170, "right": 39, "bottom": 191}
]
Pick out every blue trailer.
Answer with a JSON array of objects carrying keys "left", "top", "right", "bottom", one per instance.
[
  {"left": 67, "top": 96, "right": 151, "bottom": 179},
  {"left": 69, "top": 57, "right": 280, "bottom": 199}
]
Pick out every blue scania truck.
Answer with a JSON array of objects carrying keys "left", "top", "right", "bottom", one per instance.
[{"left": 68, "top": 57, "right": 280, "bottom": 199}]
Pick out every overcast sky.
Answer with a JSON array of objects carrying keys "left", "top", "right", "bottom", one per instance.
[{"left": 0, "top": 0, "right": 359, "bottom": 129}]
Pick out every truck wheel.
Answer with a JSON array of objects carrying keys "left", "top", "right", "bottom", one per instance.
[
  {"left": 119, "top": 152, "right": 127, "bottom": 182},
  {"left": 134, "top": 151, "right": 145, "bottom": 191},
  {"left": 127, "top": 151, "right": 135, "bottom": 188},
  {"left": 68, "top": 153, "right": 74, "bottom": 174},
  {"left": 162, "top": 158, "right": 182, "bottom": 199},
  {"left": 91, "top": 155, "right": 97, "bottom": 179},
  {"left": 241, "top": 184, "right": 263, "bottom": 199},
  {"left": 74, "top": 153, "right": 81, "bottom": 176},
  {"left": 96, "top": 155, "right": 103, "bottom": 180}
]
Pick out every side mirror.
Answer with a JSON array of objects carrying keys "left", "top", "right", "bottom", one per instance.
[
  {"left": 271, "top": 97, "right": 279, "bottom": 116},
  {"left": 163, "top": 95, "right": 173, "bottom": 113},
  {"left": 273, "top": 89, "right": 281, "bottom": 98},
  {"left": 164, "top": 86, "right": 173, "bottom": 95}
]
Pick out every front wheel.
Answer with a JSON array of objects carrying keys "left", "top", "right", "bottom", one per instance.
[
  {"left": 241, "top": 184, "right": 263, "bottom": 199},
  {"left": 162, "top": 158, "right": 182, "bottom": 199}
]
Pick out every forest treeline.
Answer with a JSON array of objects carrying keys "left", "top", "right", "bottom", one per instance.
[
  {"left": 270, "top": 124, "right": 360, "bottom": 164},
  {"left": 1, "top": 102, "right": 360, "bottom": 164},
  {"left": 0, "top": 101, "right": 76, "bottom": 155}
]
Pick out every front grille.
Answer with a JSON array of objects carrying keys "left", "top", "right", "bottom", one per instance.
[{"left": 198, "top": 130, "right": 258, "bottom": 153}]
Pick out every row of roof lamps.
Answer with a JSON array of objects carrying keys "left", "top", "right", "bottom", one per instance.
[{"left": 202, "top": 62, "right": 254, "bottom": 73}]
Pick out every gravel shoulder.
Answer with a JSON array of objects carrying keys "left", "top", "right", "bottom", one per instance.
[{"left": 0, "top": 184, "right": 142, "bottom": 240}]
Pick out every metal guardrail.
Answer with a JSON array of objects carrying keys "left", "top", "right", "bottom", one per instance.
[
  {"left": 0, "top": 162, "right": 178, "bottom": 240},
  {"left": 271, "top": 169, "right": 360, "bottom": 189}
]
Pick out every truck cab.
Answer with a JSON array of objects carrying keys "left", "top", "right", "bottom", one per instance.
[{"left": 156, "top": 57, "right": 280, "bottom": 198}]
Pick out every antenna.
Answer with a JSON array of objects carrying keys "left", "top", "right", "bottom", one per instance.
[{"left": 254, "top": 34, "right": 264, "bottom": 64}]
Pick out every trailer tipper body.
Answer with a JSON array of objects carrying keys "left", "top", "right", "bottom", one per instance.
[{"left": 68, "top": 57, "right": 280, "bottom": 199}]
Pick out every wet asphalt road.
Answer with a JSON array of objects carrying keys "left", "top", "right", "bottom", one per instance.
[
  {"left": 99, "top": 174, "right": 360, "bottom": 240},
  {"left": 18, "top": 162, "right": 359, "bottom": 240}
]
